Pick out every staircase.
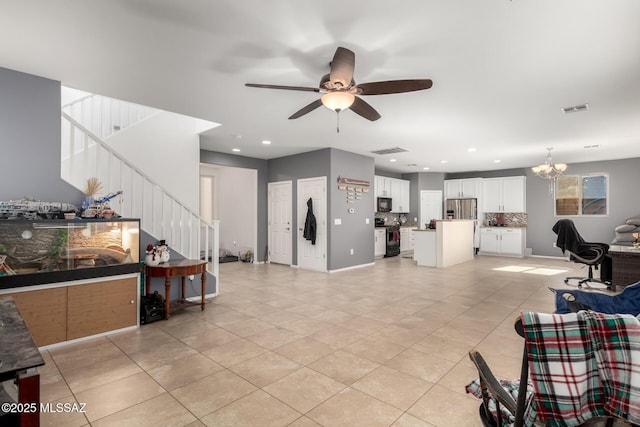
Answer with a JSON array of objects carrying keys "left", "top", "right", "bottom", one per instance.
[{"left": 60, "top": 92, "right": 219, "bottom": 289}]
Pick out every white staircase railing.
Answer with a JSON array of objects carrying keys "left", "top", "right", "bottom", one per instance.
[
  {"left": 62, "top": 94, "right": 160, "bottom": 141},
  {"left": 60, "top": 111, "right": 219, "bottom": 285}
]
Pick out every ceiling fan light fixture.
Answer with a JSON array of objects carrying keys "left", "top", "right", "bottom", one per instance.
[{"left": 321, "top": 92, "right": 355, "bottom": 112}]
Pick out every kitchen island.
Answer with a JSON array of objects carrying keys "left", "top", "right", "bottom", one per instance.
[{"left": 413, "top": 219, "right": 475, "bottom": 268}]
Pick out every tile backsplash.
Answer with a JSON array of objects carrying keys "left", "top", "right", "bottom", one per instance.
[{"left": 484, "top": 212, "right": 528, "bottom": 227}]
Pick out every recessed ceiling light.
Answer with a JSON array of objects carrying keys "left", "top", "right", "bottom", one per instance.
[
  {"left": 389, "top": 159, "right": 397, "bottom": 162},
  {"left": 494, "top": 159, "right": 501, "bottom": 163},
  {"left": 468, "top": 148, "right": 476, "bottom": 152},
  {"left": 261, "top": 140, "right": 271, "bottom": 145},
  {"left": 423, "top": 167, "right": 430, "bottom": 170},
  {"left": 440, "top": 160, "right": 447, "bottom": 164},
  {"left": 232, "top": 148, "right": 241, "bottom": 152}
]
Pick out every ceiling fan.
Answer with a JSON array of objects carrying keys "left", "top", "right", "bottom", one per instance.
[{"left": 245, "top": 47, "right": 433, "bottom": 125}]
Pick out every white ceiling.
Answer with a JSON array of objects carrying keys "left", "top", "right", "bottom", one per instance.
[{"left": 2, "top": 0, "right": 640, "bottom": 173}]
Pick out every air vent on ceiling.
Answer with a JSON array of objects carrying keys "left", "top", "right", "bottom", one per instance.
[
  {"left": 371, "top": 147, "right": 409, "bottom": 155},
  {"left": 561, "top": 103, "right": 590, "bottom": 114}
]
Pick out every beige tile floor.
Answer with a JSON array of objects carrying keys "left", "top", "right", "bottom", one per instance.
[{"left": 37, "top": 254, "right": 592, "bottom": 426}]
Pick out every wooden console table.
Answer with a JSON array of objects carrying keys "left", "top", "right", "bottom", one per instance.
[
  {"left": 0, "top": 297, "right": 45, "bottom": 426},
  {"left": 145, "top": 260, "right": 207, "bottom": 320},
  {"left": 609, "top": 245, "right": 640, "bottom": 292}
]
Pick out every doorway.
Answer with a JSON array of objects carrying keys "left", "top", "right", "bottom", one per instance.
[
  {"left": 200, "top": 164, "right": 257, "bottom": 262},
  {"left": 420, "top": 190, "right": 443, "bottom": 228},
  {"left": 268, "top": 181, "right": 292, "bottom": 265},
  {"left": 297, "top": 176, "right": 327, "bottom": 271}
]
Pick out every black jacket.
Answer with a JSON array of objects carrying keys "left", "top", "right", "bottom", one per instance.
[{"left": 303, "top": 197, "right": 317, "bottom": 245}]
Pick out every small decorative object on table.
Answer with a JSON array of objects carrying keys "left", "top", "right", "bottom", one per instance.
[
  {"left": 633, "top": 232, "right": 640, "bottom": 248},
  {"left": 145, "top": 240, "right": 170, "bottom": 266},
  {"left": 157, "top": 240, "right": 171, "bottom": 263},
  {"left": 145, "top": 244, "right": 161, "bottom": 266}
]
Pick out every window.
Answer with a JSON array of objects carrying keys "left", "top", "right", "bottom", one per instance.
[{"left": 555, "top": 174, "right": 608, "bottom": 216}]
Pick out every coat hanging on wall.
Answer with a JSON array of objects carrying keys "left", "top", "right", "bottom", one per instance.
[{"left": 303, "top": 197, "right": 317, "bottom": 245}]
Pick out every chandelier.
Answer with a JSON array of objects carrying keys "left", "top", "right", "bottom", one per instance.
[{"left": 531, "top": 147, "right": 567, "bottom": 179}]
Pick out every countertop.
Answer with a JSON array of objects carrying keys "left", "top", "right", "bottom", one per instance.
[
  {"left": 480, "top": 225, "right": 527, "bottom": 229},
  {"left": 0, "top": 297, "right": 45, "bottom": 380}
]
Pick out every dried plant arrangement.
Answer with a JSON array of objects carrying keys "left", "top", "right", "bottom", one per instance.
[{"left": 84, "top": 177, "right": 102, "bottom": 197}]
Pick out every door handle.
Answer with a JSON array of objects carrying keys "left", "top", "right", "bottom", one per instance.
[
  {"left": 285, "top": 227, "right": 290, "bottom": 231},
  {"left": 299, "top": 228, "right": 303, "bottom": 231}
]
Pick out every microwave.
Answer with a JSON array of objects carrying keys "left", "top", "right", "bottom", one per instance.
[{"left": 377, "top": 197, "right": 392, "bottom": 212}]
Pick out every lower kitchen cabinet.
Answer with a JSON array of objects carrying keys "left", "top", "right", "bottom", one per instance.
[
  {"left": 1, "top": 274, "right": 138, "bottom": 346},
  {"left": 400, "top": 227, "right": 416, "bottom": 253},
  {"left": 375, "top": 229, "right": 386, "bottom": 257},
  {"left": 479, "top": 227, "right": 525, "bottom": 257}
]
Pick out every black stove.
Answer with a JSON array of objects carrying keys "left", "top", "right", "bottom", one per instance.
[{"left": 385, "top": 225, "right": 400, "bottom": 257}]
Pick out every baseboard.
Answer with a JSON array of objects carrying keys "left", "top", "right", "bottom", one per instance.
[
  {"left": 528, "top": 254, "right": 569, "bottom": 260},
  {"left": 329, "top": 262, "right": 375, "bottom": 273}
]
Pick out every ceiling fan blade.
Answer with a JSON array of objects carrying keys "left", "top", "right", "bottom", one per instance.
[
  {"left": 349, "top": 96, "right": 381, "bottom": 121},
  {"left": 329, "top": 47, "right": 355, "bottom": 88},
  {"left": 245, "top": 83, "right": 319, "bottom": 92},
  {"left": 357, "top": 79, "right": 433, "bottom": 95},
  {"left": 288, "top": 99, "right": 323, "bottom": 119}
]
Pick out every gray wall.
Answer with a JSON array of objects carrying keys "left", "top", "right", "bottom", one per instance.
[
  {"left": 0, "top": 67, "right": 82, "bottom": 204},
  {"left": 526, "top": 157, "right": 640, "bottom": 256},
  {"left": 330, "top": 149, "right": 375, "bottom": 270},
  {"left": 402, "top": 172, "right": 446, "bottom": 224},
  {"left": 267, "top": 149, "right": 332, "bottom": 267},
  {"left": 439, "top": 160, "right": 640, "bottom": 257},
  {"left": 208, "top": 148, "right": 375, "bottom": 271},
  {"left": 199, "top": 150, "right": 269, "bottom": 262}
]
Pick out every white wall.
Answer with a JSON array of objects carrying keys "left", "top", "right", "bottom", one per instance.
[{"left": 106, "top": 111, "right": 215, "bottom": 212}]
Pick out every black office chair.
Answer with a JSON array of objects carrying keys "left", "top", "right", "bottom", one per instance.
[{"left": 552, "top": 219, "right": 611, "bottom": 289}]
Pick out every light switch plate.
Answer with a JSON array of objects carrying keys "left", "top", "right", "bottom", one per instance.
[{"left": 334, "top": 218, "right": 342, "bottom": 225}]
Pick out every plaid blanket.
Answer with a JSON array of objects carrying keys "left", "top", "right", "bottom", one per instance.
[{"left": 521, "top": 311, "right": 640, "bottom": 426}]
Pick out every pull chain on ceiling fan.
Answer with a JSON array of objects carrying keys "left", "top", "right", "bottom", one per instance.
[{"left": 245, "top": 47, "right": 433, "bottom": 131}]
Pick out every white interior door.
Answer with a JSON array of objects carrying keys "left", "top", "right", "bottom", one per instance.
[
  {"left": 420, "top": 190, "right": 443, "bottom": 228},
  {"left": 297, "top": 177, "right": 326, "bottom": 271},
  {"left": 268, "top": 181, "right": 292, "bottom": 265}
]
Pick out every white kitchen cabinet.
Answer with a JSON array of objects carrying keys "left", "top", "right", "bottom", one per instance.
[
  {"left": 479, "top": 227, "right": 525, "bottom": 257},
  {"left": 374, "top": 228, "right": 386, "bottom": 257},
  {"left": 374, "top": 175, "right": 410, "bottom": 212},
  {"left": 444, "top": 178, "right": 481, "bottom": 199},
  {"left": 482, "top": 176, "right": 526, "bottom": 213},
  {"left": 400, "top": 227, "right": 416, "bottom": 253},
  {"left": 375, "top": 176, "right": 391, "bottom": 198}
]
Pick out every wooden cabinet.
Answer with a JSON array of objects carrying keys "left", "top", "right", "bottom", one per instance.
[
  {"left": 479, "top": 227, "right": 525, "bottom": 257},
  {"left": 482, "top": 176, "right": 526, "bottom": 213},
  {"left": 67, "top": 277, "right": 138, "bottom": 340},
  {"left": 445, "top": 178, "right": 481, "bottom": 199},
  {"left": 374, "top": 175, "right": 410, "bottom": 212},
  {"left": 5, "top": 287, "right": 68, "bottom": 347},
  {"left": 374, "top": 229, "right": 386, "bottom": 257},
  {"left": 1, "top": 274, "right": 138, "bottom": 347}
]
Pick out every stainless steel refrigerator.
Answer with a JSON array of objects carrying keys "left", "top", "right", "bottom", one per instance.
[{"left": 445, "top": 198, "right": 477, "bottom": 220}]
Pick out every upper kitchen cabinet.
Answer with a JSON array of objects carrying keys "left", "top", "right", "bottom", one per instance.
[
  {"left": 375, "top": 176, "right": 391, "bottom": 198},
  {"left": 390, "top": 179, "right": 410, "bottom": 212},
  {"left": 482, "top": 176, "right": 526, "bottom": 212},
  {"left": 444, "top": 178, "right": 481, "bottom": 199},
  {"left": 374, "top": 176, "right": 410, "bottom": 212}
]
